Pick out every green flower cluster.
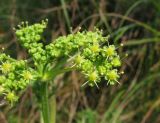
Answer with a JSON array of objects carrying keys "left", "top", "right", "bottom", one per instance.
[
  {"left": 45, "top": 29, "right": 107, "bottom": 58},
  {"left": 15, "top": 20, "right": 48, "bottom": 64},
  {"left": 75, "top": 44, "right": 121, "bottom": 87},
  {"left": 45, "top": 29, "right": 122, "bottom": 87},
  {"left": 0, "top": 20, "right": 122, "bottom": 104},
  {"left": 0, "top": 53, "right": 34, "bottom": 104}
]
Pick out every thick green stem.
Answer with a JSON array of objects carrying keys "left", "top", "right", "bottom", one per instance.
[
  {"left": 49, "top": 95, "right": 56, "bottom": 123},
  {"left": 40, "top": 82, "right": 56, "bottom": 123},
  {"left": 41, "top": 82, "right": 50, "bottom": 123}
]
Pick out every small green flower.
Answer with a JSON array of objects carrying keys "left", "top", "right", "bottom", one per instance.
[
  {"left": 88, "top": 71, "right": 98, "bottom": 82},
  {"left": 82, "top": 71, "right": 100, "bottom": 88},
  {"left": 0, "top": 76, "right": 6, "bottom": 84},
  {"left": 90, "top": 44, "right": 100, "bottom": 52},
  {"left": 1, "top": 62, "right": 12, "bottom": 73},
  {"left": 22, "top": 71, "right": 33, "bottom": 80},
  {"left": 8, "top": 73, "right": 15, "bottom": 80},
  {"left": 6, "top": 92, "right": 18, "bottom": 103},
  {"left": 106, "top": 70, "right": 119, "bottom": 85},
  {"left": 98, "top": 66, "right": 106, "bottom": 75},
  {"left": 74, "top": 54, "right": 84, "bottom": 65},
  {"left": 112, "top": 57, "right": 121, "bottom": 67},
  {"left": 105, "top": 45, "right": 116, "bottom": 57}
]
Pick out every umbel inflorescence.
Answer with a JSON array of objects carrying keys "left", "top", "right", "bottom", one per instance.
[{"left": 0, "top": 19, "right": 122, "bottom": 103}]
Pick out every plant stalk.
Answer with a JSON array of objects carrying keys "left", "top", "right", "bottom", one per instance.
[
  {"left": 49, "top": 94, "right": 56, "bottom": 123},
  {"left": 41, "top": 82, "right": 50, "bottom": 123}
]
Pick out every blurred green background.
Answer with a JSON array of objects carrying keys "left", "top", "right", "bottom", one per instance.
[{"left": 0, "top": 0, "right": 160, "bottom": 123}]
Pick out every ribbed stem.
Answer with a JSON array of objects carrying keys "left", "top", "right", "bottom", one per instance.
[
  {"left": 41, "top": 82, "right": 50, "bottom": 123},
  {"left": 49, "top": 95, "right": 56, "bottom": 123}
]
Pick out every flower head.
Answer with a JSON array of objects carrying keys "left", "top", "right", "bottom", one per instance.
[
  {"left": 88, "top": 71, "right": 99, "bottom": 82},
  {"left": 112, "top": 57, "right": 121, "bottom": 67},
  {"left": 22, "top": 71, "right": 33, "bottom": 80},
  {"left": 74, "top": 54, "right": 84, "bottom": 65},
  {"left": 6, "top": 92, "right": 18, "bottom": 104},
  {"left": 1, "top": 62, "right": 13, "bottom": 73},
  {"left": 105, "top": 45, "right": 116, "bottom": 57},
  {"left": 106, "top": 70, "right": 119, "bottom": 85},
  {"left": 90, "top": 44, "right": 100, "bottom": 52}
]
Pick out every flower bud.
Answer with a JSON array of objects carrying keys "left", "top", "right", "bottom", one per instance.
[{"left": 112, "top": 57, "right": 121, "bottom": 67}]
